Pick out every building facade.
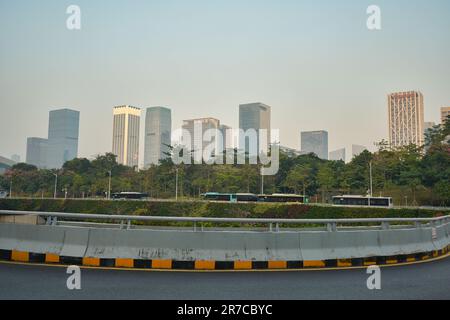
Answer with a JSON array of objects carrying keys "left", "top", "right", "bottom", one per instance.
[
  {"left": 144, "top": 107, "right": 172, "bottom": 167},
  {"left": 239, "top": 103, "right": 271, "bottom": 155},
  {"left": 441, "top": 107, "right": 450, "bottom": 124},
  {"left": 26, "top": 137, "right": 48, "bottom": 169},
  {"left": 46, "top": 109, "right": 80, "bottom": 169},
  {"left": 388, "top": 91, "right": 425, "bottom": 147},
  {"left": 301, "top": 131, "right": 328, "bottom": 160},
  {"left": 112, "top": 106, "right": 141, "bottom": 167},
  {"left": 352, "top": 144, "right": 367, "bottom": 159},
  {"left": 219, "top": 124, "right": 233, "bottom": 151},
  {"left": 182, "top": 118, "right": 221, "bottom": 160},
  {"left": 329, "top": 148, "right": 346, "bottom": 162}
]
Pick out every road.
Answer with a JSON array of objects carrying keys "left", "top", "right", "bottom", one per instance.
[{"left": 0, "top": 257, "right": 449, "bottom": 300}]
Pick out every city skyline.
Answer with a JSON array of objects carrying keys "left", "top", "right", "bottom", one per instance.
[{"left": 1, "top": 1, "right": 450, "bottom": 164}]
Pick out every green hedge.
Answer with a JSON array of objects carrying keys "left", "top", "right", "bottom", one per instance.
[{"left": 0, "top": 199, "right": 446, "bottom": 220}]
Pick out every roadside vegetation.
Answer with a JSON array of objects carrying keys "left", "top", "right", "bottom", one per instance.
[{"left": 0, "top": 117, "right": 449, "bottom": 207}]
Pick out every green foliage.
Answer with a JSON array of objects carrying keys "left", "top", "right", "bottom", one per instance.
[
  {"left": 0, "top": 198, "right": 444, "bottom": 220},
  {"left": 1, "top": 118, "right": 449, "bottom": 206}
]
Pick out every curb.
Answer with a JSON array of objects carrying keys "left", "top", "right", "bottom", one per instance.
[{"left": 1, "top": 245, "right": 449, "bottom": 271}]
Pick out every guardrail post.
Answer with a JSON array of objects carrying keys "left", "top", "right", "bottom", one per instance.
[
  {"left": 276, "top": 223, "right": 280, "bottom": 232},
  {"left": 269, "top": 223, "right": 273, "bottom": 232},
  {"left": 414, "top": 221, "right": 421, "bottom": 229},
  {"left": 127, "top": 220, "right": 131, "bottom": 230},
  {"left": 327, "top": 222, "right": 337, "bottom": 232},
  {"left": 46, "top": 216, "right": 58, "bottom": 226},
  {"left": 381, "top": 222, "right": 390, "bottom": 230},
  {"left": 120, "top": 220, "right": 124, "bottom": 229},
  {"left": 193, "top": 222, "right": 197, "bottom": 232}
]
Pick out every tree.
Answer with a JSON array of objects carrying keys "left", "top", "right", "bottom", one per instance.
[{"left": 283, "top": 164, "right": 313, "bottom": 195}]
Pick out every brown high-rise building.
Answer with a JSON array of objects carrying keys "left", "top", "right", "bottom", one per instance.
[{"left": 388, "top": 91, "right": 424, "bottom": 147}]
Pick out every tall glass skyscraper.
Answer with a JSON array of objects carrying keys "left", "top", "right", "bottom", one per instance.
[
  {"left": 47, "top": 109, "right": 80, "bottom": 169},
  {"left": 239, "top": 103, "right": 271, "bottom": 155},
  {"left": 301, "top": 131, "right": 329, "bottom": 160},
  {"left": 112, "top": 106, "right": 141, "bottom": 167},
  {"left": 144, "top": 107, "right": 172, "bottom": 167}
]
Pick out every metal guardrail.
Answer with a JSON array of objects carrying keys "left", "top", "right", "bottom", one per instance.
[{"left": 1, "top": 210, "right": 449, "bottom": 232}]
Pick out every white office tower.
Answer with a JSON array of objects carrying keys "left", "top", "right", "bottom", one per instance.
[
  {"left": 301, "top": 131, "right": 329, "bottom": 160},
  {"left": 239, "top": 103, "right": 271, "bottom": 155},
  {"left": 329, "top": 148, "right": 346, "bottom": 162},
  {"left": 112, "top": 106, "right": 141, "bottom": 167},
  {"left": 352, "top": 144, "right": 367, "bottom": 158},
  {"left": 144, "top": 107, "right": 172, "bottom": 167}
]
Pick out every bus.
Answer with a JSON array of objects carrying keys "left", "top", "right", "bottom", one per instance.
[
  {"left": 202, "top": 193, "right": 259, "bottom": 203},
  {"left": 258, "top": 194, "right": 309, "bottom": 204},
  {"left": 332, "top": 195, "right": 393, "bottom": 208},
  {"left": 202, "top": 192, "right": 308, "bottom": 203},
  {"left": 111, "top": 192, "right": 149, "bottom": 200}
]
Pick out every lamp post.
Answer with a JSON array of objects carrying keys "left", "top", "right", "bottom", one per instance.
[
  {"left": 369, "top": 161, "right": 373, "bottom": 197},
  {"left": 108, "top": 170, "right": 112, "bottom": 200},
  {"left": 9, "top": 179, "right": 12, "bottom": 199},
  {"left": 175, "top": 168, "right": 179, "bottom": 201},
  {"left": 53, "top": 173, "right": 58, "bottom": 199}
]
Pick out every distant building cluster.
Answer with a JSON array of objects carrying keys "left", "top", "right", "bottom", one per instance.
[
  {"left": 26, "top": 109, "right": 80, "bottom": 169},
  {"left": 1, "top": 91, "right": 445, "bottom": 171}
]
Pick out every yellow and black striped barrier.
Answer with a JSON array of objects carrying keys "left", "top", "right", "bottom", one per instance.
[{"left": 1, "top": 245, "right": 449, "bottom": 270}]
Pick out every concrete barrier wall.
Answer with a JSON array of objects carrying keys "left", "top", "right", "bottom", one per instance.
[{"left": 0, "top": 222, "right": 449, "bottom": 263}]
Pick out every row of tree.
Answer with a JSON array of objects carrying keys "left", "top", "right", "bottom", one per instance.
[{"left": 1, "top": 118, "right": 449, "bottom": 206}]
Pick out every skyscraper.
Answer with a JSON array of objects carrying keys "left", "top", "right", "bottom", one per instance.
[
  {"left": 352, "top": 144, "right": 367, "bottom": 159},
  {"left": 46, "top": 109, "right": 80, "bottom": 169},
  {"left": 441, "top": 107, "right": 450, "bottom": 124},
  {"left": 239, "top": 103, "right": 271, "bottom": 155},
  {"left": 329, "top": 148, "right": 346, "bottom": 162},
  {"left": 388, "top": 91, "right": 425, "bottom": 147},
  {"left": 219, "top": 124, "right": 233, "bottom": 151},
  {"left": 301, "top": 131, "right": 328, "bottom": 160},
  {"left": 112, "top": 106, "right": 141, "bottom": 167},
  {"left": 26, "top": 137, "right": 48, "bottom": 168},
  {"left": 182, "top": 118, "right": 221, "bottom": 160},
  {"left": 144, "top": 107, "right": 172, "bottom": 167}
]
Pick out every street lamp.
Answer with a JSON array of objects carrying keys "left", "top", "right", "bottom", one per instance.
[
  {"left": 108, "top": 170, "right": 112, "bottom": 200},
  {"left": 53, "top": 173, "right": 58, "bottom": 199},
  {"left": 9, "top": 179, "right": 12, "bottom": 199},
  {"left": 175, "top": 167, "right": 179, "bottom": 201}
]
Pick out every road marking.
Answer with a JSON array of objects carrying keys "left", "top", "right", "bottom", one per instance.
[{"left": 1, "top": 252, "right": 449, "bottom": 273}]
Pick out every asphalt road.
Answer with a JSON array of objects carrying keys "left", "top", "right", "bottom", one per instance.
[{"left": 1, "top": 257, "right": 449, "bottom": 300}]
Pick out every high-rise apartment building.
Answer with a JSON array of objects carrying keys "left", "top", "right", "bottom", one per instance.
[
  {"left": 329, "top": 148, "right": 346, "bottom": 162},
  {"left": 26, "top": 137, "right": 48, "bottom": 168},
  {"left": 239, "top": 103, "right": 271, "bottom": 155},
  {"left": 144, "top": 107, "right": 172, "bottom": 167},
  {"left": 388, "top": 91, "right": 425, "bottom": 147},
  {"left": 112, "top": 106, "right": 141, "bottom": 167},
  {"left": 46, "top": 109, "right": 80, "bottom": 169},
  {"left": 441, "top": 107, "right": 450, "bottom": 124},
  {"left": 301, "top": 131, "right": 328, "bottom": 160}
]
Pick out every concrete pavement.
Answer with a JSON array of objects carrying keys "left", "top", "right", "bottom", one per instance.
[{"left": 0, "top": 256, "right": 449, "bottom": 300}]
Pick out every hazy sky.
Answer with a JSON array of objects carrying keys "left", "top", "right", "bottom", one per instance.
[{"left": 1, "top": 0, "right": 449, "bottom": 165}]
